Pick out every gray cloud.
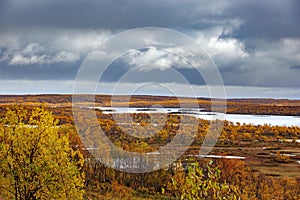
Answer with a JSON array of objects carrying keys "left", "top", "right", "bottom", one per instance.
[
  {"left": 0, "top": 0, "right": 228, "bottom": 29},
  {"left": 1, "top": 0, "right": 298, "bottom": 40},
  {"left": 0, "top": 0, "right": 299, "bottom": 97},
  {"left": 228, "top": 0, "right": 300, "bottom": 40},
  {"left": 291, "top": 66, "right": 300, "bottom": 70},
  {"left": 3, "top": 43, "right": 79, "bottom": 65},
  {"left": 0, "top": 28, "right": 110, "bottom": 80},
  {"left": 0, "top": 61, "right": 80, "bottom": 80}
]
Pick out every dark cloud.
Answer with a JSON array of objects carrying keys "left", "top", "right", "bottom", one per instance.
[
  {"left": 0, "top": 0, "right": 221, "bottom": 29},
  {"left": 0, "top": 61, "right": 81, "bottom": 80},
  {"left": 100, "top": 66, "right": 206, "bottom": 85},
  {"left": 1, "top": 0, "right": 298, "bottom": 40},
  {"left": 177, "top": 68, "right": 205, "bottom": 85},
  {"left": 228, "top": 0, "right": 300, "bottom": 40},
  {"left": 0, "top": 0, "right": 299, "bottom": 97},
  {"left": 0, "top": 0, "right": 9, "bottom": 18},
  {"left": 100, "top": 60, "right": 128, "bottom": 82},
  {"left": 290, "top": 65, "right": 300, "bottom": 70}
]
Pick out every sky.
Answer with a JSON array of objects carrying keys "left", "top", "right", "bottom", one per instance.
[{"left": 0, "top": 0, "right": 300, "bottom": 99}]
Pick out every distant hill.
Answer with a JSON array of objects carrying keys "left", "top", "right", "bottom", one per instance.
[{"left": 0, "top": 94, "right": 300, "bottom": 116}]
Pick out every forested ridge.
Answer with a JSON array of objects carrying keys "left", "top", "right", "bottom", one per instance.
[{"left": 1, "top": 94, "right": 300, "bottom": 116}]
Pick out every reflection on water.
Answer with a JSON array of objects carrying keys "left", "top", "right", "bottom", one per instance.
[
  {"left": 190, "top": 155, "right": 245, "bottom": 159},
  {"left": 91, "top": 107, "right": 300, "bottom": 127}
]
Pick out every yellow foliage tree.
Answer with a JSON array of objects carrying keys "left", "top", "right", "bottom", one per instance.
[
  {"left": 168, "top": 160, "right": 238, "bottom": 200},
  {"left": 0, "top": 106, "right": 85, "bottom": 200}
]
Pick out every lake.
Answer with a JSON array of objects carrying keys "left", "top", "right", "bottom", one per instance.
[{"left": 92, "top": 107, "right": 300, "bottom": 127}]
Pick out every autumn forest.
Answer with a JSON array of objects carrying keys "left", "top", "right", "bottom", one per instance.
[{"left": 0, "top": 95, "right": 300, "bottom": 199}]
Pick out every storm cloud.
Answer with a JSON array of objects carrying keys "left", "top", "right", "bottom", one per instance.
[{"left": 0, "top": 0, "right": 299, "bottom": 98}]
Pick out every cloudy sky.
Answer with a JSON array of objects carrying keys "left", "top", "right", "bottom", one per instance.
[{"left": 0, "top": 0, "right": 300, "bottom": 98}]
